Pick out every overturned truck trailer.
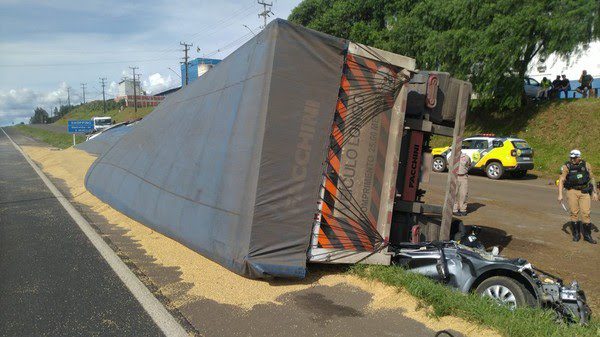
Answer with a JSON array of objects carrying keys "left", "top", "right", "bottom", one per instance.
[{"left": 85, "top": 19, "right": 469, "bottom": 279}]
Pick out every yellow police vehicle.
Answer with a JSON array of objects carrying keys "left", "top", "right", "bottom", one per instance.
[{"left": 431, "top": 134, "right": 534, "bottom": 179}]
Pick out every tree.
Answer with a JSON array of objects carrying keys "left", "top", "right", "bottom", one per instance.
[
  {"left": 30, "top": 107, "right": 49, "bottom": 124},
  {"left": 289, "top": 0, "right": 600, "bottom": 109}
]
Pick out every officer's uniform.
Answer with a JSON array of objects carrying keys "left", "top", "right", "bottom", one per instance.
[
  {"left": 453, "top": 152, "right": 471, "bottom": 215},
  {"left": 560, "top": 159, "right": 596, "bottom": 243}
]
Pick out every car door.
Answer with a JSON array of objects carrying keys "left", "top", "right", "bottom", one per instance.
[
  {"left": 524, "top": 78, "right": 540, "bottom": 97},
  {"left": 469, "top": 139, "right": 491, "bottom": 167},
  {"left": 445, "top": 139, "right": 479, "bottom": 164}
]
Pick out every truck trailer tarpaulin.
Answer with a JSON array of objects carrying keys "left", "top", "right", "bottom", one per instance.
[{"left": 85, "top": 19, "right": 464, "bottom": 279}]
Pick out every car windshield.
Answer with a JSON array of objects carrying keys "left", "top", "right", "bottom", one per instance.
[
  {"left": 95, "top": 119, "right": 111, "bottom": 126},
  {"left": 511, "top": 140, "right": 530, "bottom": 149}
]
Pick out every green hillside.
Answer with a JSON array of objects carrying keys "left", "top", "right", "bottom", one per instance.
[
  {"left": 55, "top": 100, "right": 154, "bottom": 125},
  {"left": 431, "top": 98, "right": 600, "bottom": 176}
]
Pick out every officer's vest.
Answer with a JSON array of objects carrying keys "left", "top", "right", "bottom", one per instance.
[{"left": 564, "top": 160, "right": 591, "bottom": 189}]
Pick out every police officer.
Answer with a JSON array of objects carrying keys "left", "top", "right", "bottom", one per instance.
[
  {"left": 453, "top": 151, "right": 472, "bottom": 216},
  {"left": 558, "top": 149, "right": 598, "bottom": 244}
]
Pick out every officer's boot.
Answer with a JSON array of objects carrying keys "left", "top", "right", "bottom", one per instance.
[
  {"left": 571, "top": 221, "right": 581, "bottom": 242},
  {"left": 582, "top": 223, "right": 597, "bottom": 244}
]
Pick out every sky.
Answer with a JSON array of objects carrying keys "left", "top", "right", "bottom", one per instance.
[
  {"left": 1, "top": 1, "right": 599, "bottom": 126},
  {"left": 0, "top": 0, "right": 303, "bottom": 126}
]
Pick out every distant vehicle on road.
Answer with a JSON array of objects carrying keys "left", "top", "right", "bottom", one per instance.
[
  {"left": 431, "top": 134, "right": 534, "bottom": 179},
  {"left": 92, "top": 116, "right": 112, "bottom": 132}
]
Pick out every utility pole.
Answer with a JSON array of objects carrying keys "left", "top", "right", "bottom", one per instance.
[
  {"left": 135, "top": 73, "right": 142, "bottom": 109},
  {"left": 257, "top": 1, "right": 273, "bottom": 29},
  {"left": 129, "top": 66, "right": 138, "bottom": 113},
  {"left": 180, "top": 42, "right": 193, "bottom": 86},
  {"left": 80, "top": 83, "right": 86, "bottom": 104},
  {"left": 66, "top": 86, "right": 71, "bottom": 106},
  {"left": 99, "top": 77, "right": 107, "bottom": 114}
]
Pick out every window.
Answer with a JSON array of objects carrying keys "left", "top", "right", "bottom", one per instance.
[
  {"left": 528, "top": 78, "right": 540, "bottom": 86},
  {"left": 511, "top": 141, "right": 530, "bottom": 149},
  {"left": 492, "top": 140, "right": 504, "bottom": 148},
  {"left": 461, "top": 140, "right": 474, "bottom": 149},
  {"left": 472, "top": 140, "right": 489, "bottom": 149}
]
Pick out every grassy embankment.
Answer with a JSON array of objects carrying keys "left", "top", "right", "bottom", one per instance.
[
  {"left": 352, "top": 265, "right": 600, "bottom": 337},
  {"left": 54, "top": 101, "right": 154, "bottom": 125},
  {"left": 14, "top": 125, "right": 87, "bottom": 149},
  {"left": 13, "top": 100, "right": 155, "bottom": 149},
  {"left": 431, "top": 98, "right": 600, "bottom": 177}
]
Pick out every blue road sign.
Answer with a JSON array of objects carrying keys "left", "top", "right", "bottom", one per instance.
[{"left": 68, "top": 120, "right": 94, "bottom": 133}]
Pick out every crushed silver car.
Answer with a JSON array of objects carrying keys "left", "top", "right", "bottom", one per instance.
[{"left": 389, "top": 226, "right": 591, "bottom": 324}]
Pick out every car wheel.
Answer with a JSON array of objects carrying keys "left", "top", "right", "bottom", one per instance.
[
  {"left": 432, "top": 157, "right": 447, "bottom": 172},
  {"left": 485, "top": 162, "right": 504, "bottom": 180},
  {"left": 512, "top": 170, "right": 527, "bottom": 178},
  {"left": 475, "top": 276, "right": 529, "bottom": 309}
]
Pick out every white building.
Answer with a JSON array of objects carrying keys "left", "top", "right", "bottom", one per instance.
[
  {"left": 118, "top": 79, "right": 143, "bottom": 97},
  {"left": 528, "top": 41, "right": 600, "bottom": 81}
]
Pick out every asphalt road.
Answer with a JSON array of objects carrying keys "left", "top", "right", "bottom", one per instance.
[{"left": 0, "top": 130, "right": 164, "bottom": 336}]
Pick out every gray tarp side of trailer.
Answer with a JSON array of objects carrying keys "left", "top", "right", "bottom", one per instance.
[
  {"left": 75, "top": 123, "right": 136, "bottom": 156},
  {"left": 84, "top": 19, "right": 347, "bottom": 278}
]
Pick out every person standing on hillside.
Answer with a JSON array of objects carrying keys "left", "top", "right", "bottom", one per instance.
[
  {"left": 576, "top": 70, "right": 594, "bottom": 98},
  {"left": 453, "top": 151, "right": 472, "bottom": 217},
  {"left": 558, "top": 149, "right": 598, "bottom": 244}
]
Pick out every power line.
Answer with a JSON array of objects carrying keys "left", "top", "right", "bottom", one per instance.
[
  {"left": 180, "top": 42, "right": 193, "bottom": 86},
  {"left": 80, "top": 83, "right": 86, "bottom": 104},
  {"left": 203, "top": 27, "right": 260, "bottom": 58},
  {"left": 99, "top": 77, "right": 107, "bottom": 114},
  {"left": 257, "top": 1, "right": 273, "bottom": 29},
  {"left": 0, "top": 57, "right": 174, "bottom": 68},
  {"left": 150, "top": 3, "right": 257, "bottom": 61}
]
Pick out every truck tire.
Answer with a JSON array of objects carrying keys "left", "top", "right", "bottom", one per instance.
[
  {"left": 485, "top": 162, "right": 504, "bottom": 180},
  {"left": 475, "top": 276, "right": 529, "bottom": 309},
  {"left": 432, "top": 156, "right": 447, "bottom": 172}
]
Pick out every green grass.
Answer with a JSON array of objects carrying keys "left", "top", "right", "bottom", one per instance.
[
  {"left": 55, "top": 104, "right": 154, "bottom": 125},
  {"left": 431, "top": 98, "right": 600, "bottom": 177},
  {"left": 14, "top": 125, "right": 86, "bottom": 149},
  {"left": 351, "top": 265, "right": 600, "bottom": 337}
]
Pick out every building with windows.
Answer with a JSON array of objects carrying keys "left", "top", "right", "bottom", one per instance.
[
  {"left": 115, "top": 79, "right": 164, "bottom": 107},
  {"left": 117, "top": 79, "right": 143, "bottom": 97}
]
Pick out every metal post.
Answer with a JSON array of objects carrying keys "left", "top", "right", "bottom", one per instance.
[
  {"left": 100, "top": 78, "right": 107, "bottom": 114},
  {"left": 129, "top": 66, "right": 139, "bottom": 113},
  {"left": 439, "top": 81, "right": 472, "bottom": 240},
  {"left": 73, "top": 134, "right": 76, "bottom": 146},
  {"left": 376, "top": 75, "right": 409, "bottom": 247}
]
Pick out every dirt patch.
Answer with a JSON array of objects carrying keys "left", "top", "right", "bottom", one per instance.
[{"left": 20, "top": 144, "right": 498, "bottom": 337}]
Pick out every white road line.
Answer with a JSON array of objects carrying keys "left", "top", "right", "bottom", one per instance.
[{"left": 1, "top": 128, "right": 188, "bottom": 337}]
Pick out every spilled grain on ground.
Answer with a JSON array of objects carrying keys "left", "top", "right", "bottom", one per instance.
[{"left": 21, "top": 144, "right": 499, "bottom": 337}]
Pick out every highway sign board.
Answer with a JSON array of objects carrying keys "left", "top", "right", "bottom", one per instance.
[{"left": 68, "top": 120, "right": 94, "bottom": 134}]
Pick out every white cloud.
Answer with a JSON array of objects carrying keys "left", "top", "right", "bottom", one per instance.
[
  {"left": 0, "top": 82, "right": 70, "bottom": 126},
  {"left": 142, "top": 73, "right": 175, "bottom": 94}
]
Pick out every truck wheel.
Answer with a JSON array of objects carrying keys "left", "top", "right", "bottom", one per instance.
[
  {"left": 432, "top": 157, "right": 447, "bottom": 172},
  {"left": 485, "top": 162, "right": 504, "bottom": 180},
  {"left": 475, "top": 276, "right": 529, "bottom": 309}
]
